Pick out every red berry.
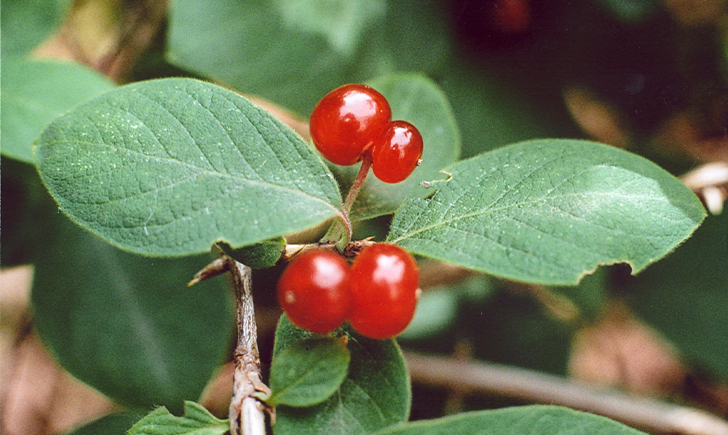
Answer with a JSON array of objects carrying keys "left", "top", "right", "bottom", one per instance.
[
  {"left": 493, "top": 0, "right": 531, "bottom": 34},
  {"left": 348, "top": 244, "right": 420, "bottom": 339},
  {"left": 371, "top": 120, "right": 424, "bottom": 184},
  {"left": 277, "top": 250, "right": 352, "bottom": 334},
  {"left": 310, "top": 84, "right": 392, "bottom": 166}
]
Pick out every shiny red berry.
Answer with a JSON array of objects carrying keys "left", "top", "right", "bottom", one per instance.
[
  {"left": 348, "top": 244, "right": 420, "bottom": 339},
  {"left": 310, "top": 84, "right": 392, "bottom": 166},
  {"left": 277, "top": 250, "right": 352, "bottom": 334},
  {"left": 371, "top": 120, "right": 424, "bottom": 184}
]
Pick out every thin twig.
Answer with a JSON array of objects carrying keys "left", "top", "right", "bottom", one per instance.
[
  {"left": 191, "top": 256, "right": 269, "bottom": 434},
  {"left": 681, "top": 162, "right": 728, "bottom": 215},
  {"left": 404, "top": 351, "right": 728, "bottom": 435},
  {"left": 187, "top": 257, "right": 227, "bottom": 287},
  {"left": 225, "top": 257, "right": 270, "bottom": 435}
]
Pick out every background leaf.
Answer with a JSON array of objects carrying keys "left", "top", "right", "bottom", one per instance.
[
  {"left": 2, "top": 58, "right": 116, "bottom": 163},
  {"left": 330, "top": 73, "right": 461, "bottom": 221},
  {"left": 271, "top": 0, "right": 386, "bottom": 58},
  {"left": 272, "top": 315, "right": 410, "bottom": 435},
  {"left": 627, "top": 211, "right": 728, "bottom": 381},
  {"left": 438, "top": 59, "right": 580, "bottom": 160},
  {"left": 31, "top": 213, "right": 234, "bottom": 412},
  {"left": 456, "top": 284, "right": 574, "bottom": 376},
  {"left": 127, "top": 402, "right": 228, "bottom": 435},
  {"left": 167, "top": 0, "right": 351, "bottom": 115},
  {"left": 397, "top": 287, "right": 460, "bottom": 341},
  {"left": 387, "top": 140, "right": 706, "bottom": 285},
  {"left": 349, "top": 0, "right": 450, "bottom": 80},
  {"left": 34, "top": 78, "right": 342, "bottom": 256},
  {"left": 1, "top": 158, "right": 59, "bottom": 266},
  {"left": 268, "top": 338, "right": 350, "bottom": 407},
  {"left": 374, "top": 405, "right": 647, "bottom": 434},
  {"left": 1, "top": 0, "right": 69, "bottom": 58},
  {"left": 167, "top": 0, "right": 450, "bottom": 116}
]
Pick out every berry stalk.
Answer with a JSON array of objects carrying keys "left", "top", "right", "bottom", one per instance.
[{"left": 342, "top": 152, "right": 373, "bottom": 218}]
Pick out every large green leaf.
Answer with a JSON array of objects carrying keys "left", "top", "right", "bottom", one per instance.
[
  {"left": 31, "top": 213, "right": 235, "bottom": 412},
  {"left": 628, "top": 211, "right": 728, "bottom": 380},
  {"left": 272, "top": 315, "right": 410, "bottom": 435},
  {"left": 387, "top": 140, "right": 706, "bottom": 285},
  {"left": 2, "top": 58, "right": 116, "bottom": 163},
  {"left": 34, "top": 78, "right": 342, "bottom": 257},
  {"left": 375, "top": 405, "right": 647, "bottom": 434},
  {"left": 331, "top": 74, "right": 460, "bottom": 221},
  {"left": 127, "top": 402, "right": 228, "bottom": 435}
]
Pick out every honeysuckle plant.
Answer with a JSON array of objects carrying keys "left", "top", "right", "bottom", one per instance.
[
  {"left": 4, "top": 1, "right": 726, "bottom": 435},
  {"left": 18, "top": 75, "right": 705, "bottom": 435}
]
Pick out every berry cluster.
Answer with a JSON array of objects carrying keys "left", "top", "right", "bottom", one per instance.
[
  {"left": 277, "top": 244, "right": 420, "bottom": 339},
  {"left": 310, "top": 84, "right": 423, "bottom": 184}
]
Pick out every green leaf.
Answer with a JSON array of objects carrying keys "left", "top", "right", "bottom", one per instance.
[
  {"left": 331, "top": 73, "right": 461, "bottom": 221},
  {"left": 214, "top": 237, "right": 285, "bottom": 269},
  {"left": 549, "top": 265, "right": 610, "bottom": 321},
  {"left": 34, "top": 78, "right": 342, "bottom": 257},
  {"left": 271, "top": 0, "right": 386, "bottom": 58},
  {"left": 398, "top": 287, "right": 459, "bottom": 341},
  {"left": 167, "top": 1, "right": 450, "bottom": 115},
  {"left": 351, "top": 0, "right": 450, "bottom": 80},
  {"left": 63, "top": 411, "right": 142, "bottom": 435},
  {"left": 374, "top": 405, "right": 647, "bottom": 434},
  {"left": 272, "top": 315, "right": 410, "bottom": 435},
  {"left": 628, "top": 211, "right": 728, "bottom": 380},
  {"left": 437, "top": 59, "right": 580, "bottom": 160},
  {"left": 1, "top": 0, "right": 69, "bottom": 58},
  {"left": 2, "top": 58, "right": 116, "bottom": 163},
  {"left": 1, "top": 157, "right": 58, "bottom": 266},
  {"left": 387, "top": 140, "right": 706, "bottom": 285},
  {"left": 128, "top": 401, "right": 228, "bottom": 435},
  {"left": 458, "top": 286, "right": 573, "bottom": 375},
  {"left": 31, "top": 213, "right": 234, "bottom": 411},
  {"left": 268, "top": 338, "right": 350, "bottom": 407},
  {"left": 167, "top": 0, "right": 351, "bottom": 114}
]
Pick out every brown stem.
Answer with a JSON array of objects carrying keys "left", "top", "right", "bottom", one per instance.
[
  {"left": 341, "top": 153, "right": 373, "bottom": 218},
  {"left": 320, "top": 153, "right": 372, "bottom": 249},
  {"left": 404, "top": 351, "right": 728, "bottom": 435},
  {"left": 225, "top": 257, "right": 270, "bottom": 435}
]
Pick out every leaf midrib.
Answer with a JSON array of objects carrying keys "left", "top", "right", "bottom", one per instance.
[
  {"left": 389, "top": 188, "right": 674, "bottom": 245},
  {"left": 37, "top": 138, "right": 342, "bottom": 213}
]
